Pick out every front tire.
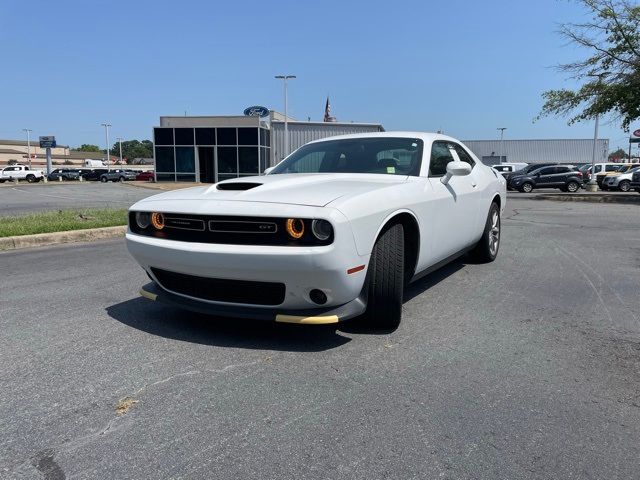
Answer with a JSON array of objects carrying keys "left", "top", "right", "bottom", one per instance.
[
  {"left": 619, "top": 180, "right": 631, "bottom": 192},
  {"left": 360, "top": 223, "right": 404, "bottom": 330},
  {"left": 26, "top": 174, "right": 35, "bottom": 183},
  {"left": 100, "top": 176, "right": 107, "bottom": 183},
  {"left": 470, "top": 202, "right": 501, "bottom": 263},
  {"left": 520, "top": 182, "right": 533, "bottom": 193}
]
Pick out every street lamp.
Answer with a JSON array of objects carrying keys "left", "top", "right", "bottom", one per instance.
[
  {"left": 101, "top": 123, "right": 111, "bottom": 172},
  {"left": 275, "top": 75, "right": 296, "bottom": 158},
  {"left": 22, "top": 128, "right": 32, "bottom": 169},
  {"left": 497, "top": 127, "right": 507, "bottom": 163},
  {"left": 117, "top": 137, "right": 123, "bottom": 165}
]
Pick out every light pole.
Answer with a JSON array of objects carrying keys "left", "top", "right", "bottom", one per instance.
[
  {"left": 497, "top": 127, "right": 507, "bottom": 163},
  {"left": 101, "top": 123, "right": 111, "bottom": 172},
  {"left": 275, "top": 75, "right": 296, "bottom": 158},
  {"left": 117, "top": 137, "right": 123, "bottom": 165},
  {"left": 22, "top": 128, "right": 32, "bottom": 169}
]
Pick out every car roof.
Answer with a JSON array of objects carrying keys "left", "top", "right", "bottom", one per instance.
[{"left": 304, "top": 131, "right": 460, "bottom": 145}]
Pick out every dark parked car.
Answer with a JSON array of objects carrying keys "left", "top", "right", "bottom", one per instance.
[
  {"left": 630, "top": 170, "right": 640, "bottom": 193},
  {"left": 503, "top": 163, "right": 557, "bottom": 190},
  {"left": 509, "top": 165, "right": 584, "bottom": 193},
  {"left": 83, "top": 169, "right": 109, "bottom": 181},
  {"left": 98, "top": 169, "right": 138, "bottom": 182},
  {"left": 48, "top": 169, "right": 80, "bottom": 181}
]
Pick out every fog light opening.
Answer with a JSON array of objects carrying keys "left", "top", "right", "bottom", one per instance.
[
  {"left": 309, "top": 289, "right": 328, "bottom": 305},
  {"left": 151, "top": 212, "right": 165, "bottom": 230}
]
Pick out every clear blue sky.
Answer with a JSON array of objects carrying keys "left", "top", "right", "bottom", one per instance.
[{"left": 0, "top": 0, "right": 634, "bottom": 152}]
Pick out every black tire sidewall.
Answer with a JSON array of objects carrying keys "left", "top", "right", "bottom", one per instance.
[{"left": 619, "top": 181, "right": 630, "bottom": 192}]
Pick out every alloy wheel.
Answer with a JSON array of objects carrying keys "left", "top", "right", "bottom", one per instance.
[{"left": 489, "top": 211, "right": 500, "bottom": 256}]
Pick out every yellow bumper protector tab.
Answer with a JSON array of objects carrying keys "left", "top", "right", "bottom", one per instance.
[
  {"left": 275, "top": 314, "right": 339, "bottom": 325},
  {"left": 139, "top": 288, "right": 157, "bottom": 301}
]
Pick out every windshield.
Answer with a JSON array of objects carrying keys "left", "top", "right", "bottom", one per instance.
[{"left": 270, "top": 137, "right": 424, "bottom": 176}]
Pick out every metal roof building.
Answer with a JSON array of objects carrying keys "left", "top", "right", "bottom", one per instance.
[
  {"left": 271, "top": 120, "right": 384, "bottom": 163},
  {"left": 462, "top": 139, "right": 609, "bottom": 165}
]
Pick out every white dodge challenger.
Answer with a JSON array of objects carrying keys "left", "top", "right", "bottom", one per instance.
[{"left": 127, "top": 132, "right": 505, "bottom": 328}]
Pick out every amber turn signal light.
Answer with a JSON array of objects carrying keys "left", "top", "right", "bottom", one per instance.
[
  {"left": 151, "top": 212, "right": 165, "bottom": 230},
  {"left": 285, "top": 218, "right": 304, "bottom": 239}
]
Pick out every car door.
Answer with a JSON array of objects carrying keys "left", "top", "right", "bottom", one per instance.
[
  {"left": 421, "top": 140, "right": 482, "bottom": 262},
  {"left": 534, "top": 166, "right": 556, "bottom": 187}
]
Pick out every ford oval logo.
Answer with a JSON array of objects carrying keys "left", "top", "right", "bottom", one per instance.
[
  {"left": 243, "top": 106, "right": 270, "bottom": 117},
  {"left": 633, "top": 129, "right": 640, "bottom": 137}
]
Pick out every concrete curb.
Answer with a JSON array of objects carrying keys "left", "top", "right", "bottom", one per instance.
[
  {"left": 535, "top": 193, "right": 640, "bottom": 205},
  {"left": 0, "top": 225, "right": 126, "bottom": 251}
]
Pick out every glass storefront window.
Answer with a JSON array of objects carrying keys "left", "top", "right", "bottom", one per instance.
[
  {"left": 196, "top": 128, "right": 215, "bottom": 145},
  {"left": 217, "top": 128, "right": 237, "bottom": 145},
  {"left": 155, "top": 146, "right": 174, "bottom": 172},
  {"left": 260, "top": 128, "right": 270, "bottom": 147},
  {"left": 156, "top": 173, "right": 175, "bottom": 181},
  {"left": 238, "top": 128, "right": 258, "bottom": 146},
  {"left": 239, "top": 147, "right": 259, "bottom": 174},
  {"left": 217, "top": 147, "right": 237, "bottom": 174},
  {"left": 177, "top": 174, "right": 196, "bottom": 182},
  {"left": 260, "top": 147, "right": 269, "bottom": 173},
  {"left": 175, "top": 147, "right": 195, "bottom": 172},
  {"left": 154, "top": 128, "right": 173, "bottom": 145},
  {"left": 174, "top": 128, "right": 194, "bottom": 145}
]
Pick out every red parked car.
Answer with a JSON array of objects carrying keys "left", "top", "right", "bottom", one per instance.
[{"left": 135, "top": 171, "right": 155, "bottom": 181}]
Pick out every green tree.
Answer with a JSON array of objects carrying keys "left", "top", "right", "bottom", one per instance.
[
  {"left": 109, "top": 139, "right": 153, "bottom": 164},
  {"left": 608, "top": 147, "right": 629, "bottom": 159},
  {"left": 75, "top": 144, "right": 102, "bottom": 152},
  {"left": 538, "top": 0, "right": 640, "bottom": 131}
]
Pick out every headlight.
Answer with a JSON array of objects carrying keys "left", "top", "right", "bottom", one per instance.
[
  {"left": 311, "top": 219, "right": 333, "bottom": 241},
  {"left": 135, "top": 212, "right": 150, "bottom": 229},
  {"left": 151, "top": 212, "right": 165, "bottom": 230},
  {"left": 285, "top": 218, "right": 304, "bottom": 239}
]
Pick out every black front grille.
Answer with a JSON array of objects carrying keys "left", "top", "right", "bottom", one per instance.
[{"left": 151, "top": 268, "right": 286, "bottom": 306}]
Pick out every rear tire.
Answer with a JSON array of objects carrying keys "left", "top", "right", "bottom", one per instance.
[
  {"left": 470, "top": 202, "right": 501, "bottom": 263},
  {"left": 619, "top": 180, "right": 631, "bottom": 192},
  {"left": 119, "top": 176, "right": 125, "bottom": 182},
  {"left": 566, "top": 181, "right": 579, "bottom": 193},
  {"left": 360, "top": 223, "right": 404, "bottom": 330},
  {"left": 100, "top": 176, "right": 107, "bottom": 183}
]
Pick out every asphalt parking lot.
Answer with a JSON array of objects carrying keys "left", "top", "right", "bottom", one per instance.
[
  {"left": 1, "top": 198, "right": 640, "bottom": 479},
  {"left": 0, "top": 183, "right": 153, "bottom": 216}
]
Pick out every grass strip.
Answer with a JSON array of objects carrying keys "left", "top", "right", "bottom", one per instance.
[{"left": 0, "top": 208, "right": 128, "bottom": 237}]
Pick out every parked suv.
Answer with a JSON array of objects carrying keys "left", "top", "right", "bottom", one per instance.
[
  {"left": 83, "top": 169, "right": 109, "bottom": 181},
  {"left": 48, "top": 169, "right": 80, "bottom": 181},
  {"left": 503, "top": 163, "right": 557, "bottom": 190},
  {"left": 510, "top": 165, "right": 583, "bottom": 193},
  {"left": 584, "top": 163, "right": 626, "bottom": 187},
  {"left": 99, "top": 169, "right": 138, "bottom": 182},
  {"left": 602, "top": 166, "right": 640, "bottom": 191}
]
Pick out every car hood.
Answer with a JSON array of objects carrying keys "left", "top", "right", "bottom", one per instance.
[{"left": 135, "top": 173, "right": 409, "bottom": 208}]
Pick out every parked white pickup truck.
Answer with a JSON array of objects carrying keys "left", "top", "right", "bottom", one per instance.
[{"left": 0, "top": 164, "right": 45, "bottom": 183}]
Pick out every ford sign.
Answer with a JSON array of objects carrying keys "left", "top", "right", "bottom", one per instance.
[{"left": 243, "top": 106, "right": 270, "bottom": 117}]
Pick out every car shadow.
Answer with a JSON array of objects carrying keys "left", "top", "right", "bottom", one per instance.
[
  {"left": 106, "top": 297, "right": 351, "bottom": 352},
  {"left": 337, "top": 257, "right": 466, "bottom": 335}
]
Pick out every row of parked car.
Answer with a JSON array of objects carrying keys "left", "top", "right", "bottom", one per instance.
[
  {"left": 48, "top": 168, "right": 155, "bottom": 182},
  {"left": 492, "top": 162, "right": 640, "bottom": 193}
]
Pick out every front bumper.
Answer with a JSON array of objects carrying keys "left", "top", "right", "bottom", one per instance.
[
  {"left": 139, "top": 281, "right": 365, "bottom": 323},
  {"left": 126, "top": 206, "right": 370, "bottom": 313}
]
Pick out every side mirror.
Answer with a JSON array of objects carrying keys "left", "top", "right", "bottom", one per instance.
[
  {"left": 440, "top": 161, "right": 472, "bottom": 185},
  {"left": 263, "top": 166, "right": 274, "bottom": 175}
]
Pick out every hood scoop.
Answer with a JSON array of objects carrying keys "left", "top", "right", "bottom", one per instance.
[{"left": 216, "top": 182, "right": 262, "bottom": 191}]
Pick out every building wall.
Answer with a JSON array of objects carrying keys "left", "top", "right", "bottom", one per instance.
[
  {"left": 270, "top": 121, "right": 385, "bottom": 164},
  {"left": 462, "top": 139, "right": 609, "bottom": 165}
]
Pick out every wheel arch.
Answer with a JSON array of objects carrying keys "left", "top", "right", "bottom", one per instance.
[{"left": 372, "top": 210, "right": 421, "bottom": 283}]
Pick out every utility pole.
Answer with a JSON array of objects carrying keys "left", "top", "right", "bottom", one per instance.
[
  {"left": 22, "top": 129, "right": 32, "bottom": 169},
  {"left": 497, "top": 127, "right": 507, "bottom": 163},
  {"left": 101, "top": 123, "right": 111, "bottom": 172},
  {"left": 117, "top": 137, "right": 123, "bottom": 165},
  {"left": 275, "top": 75, "right": 296, "bottom": 158}
]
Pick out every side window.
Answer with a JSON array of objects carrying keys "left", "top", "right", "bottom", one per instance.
[
  {"left": 429, "top": 141, "right": 454, "bottom": 176},
  {"left": 605, "top": 165, "right": 619, "bottom": 172},
  {"left": 594, "top": 165, "right": 602, "bottom": 173},
  {"left": 452, "top": 143, "right": 476, "bottom": 168},
  {"left": 538, "top": 167, "right": 556, "bottom": 175},
  {"left": 556, "top": 166, "right": 570, "bottom": 173}
]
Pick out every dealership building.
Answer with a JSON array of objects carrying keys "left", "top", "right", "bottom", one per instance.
[{"left": 152, "top": 112, "right": 610, "bottom": 182}]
